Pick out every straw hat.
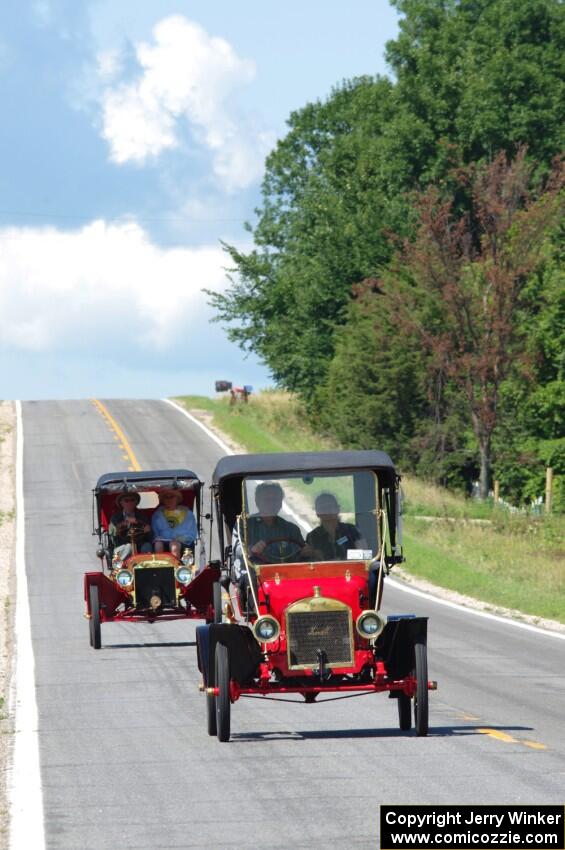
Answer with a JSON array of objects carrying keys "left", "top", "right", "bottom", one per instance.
[
  {"left": 116, "top": 492, "right": 140, "bottom": 508},
  {"left": 159, "top": 489, "right": 184, "bottom": 505}
]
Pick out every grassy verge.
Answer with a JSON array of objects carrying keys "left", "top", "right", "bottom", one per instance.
[
  {"left": 177, "top": 390, "right": 338, "bottom": 454},
  {"left": 175, "top": 391, "right": 565, "bottom": 624}
]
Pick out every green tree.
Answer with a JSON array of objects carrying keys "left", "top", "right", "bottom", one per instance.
[
  {"left": 210, "top": 0, "right": 564, "bottom": 403},
  {"left": 378, "top": 150, "right": 563, "bottom": 498},
  {"left": 493, "top": 250, "right": 565, "bottom": 508}
]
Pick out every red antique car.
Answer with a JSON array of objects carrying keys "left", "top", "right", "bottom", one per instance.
[
  {"left": 84, "top": 469, "right": 221, "bottom": 649},
  {"left": 196, "top": 451, "right": 435, "bottom": 741}
]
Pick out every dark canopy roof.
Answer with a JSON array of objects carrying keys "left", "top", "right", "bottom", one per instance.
[
  {"left": 213, "top": 450, "right": 395, "bottom": 485},
  {"left": 95, "top": 469, "right": 201, "bottom": 494},
  {"left": 212, "top": 451, "right": 399, "bottom": 534}
]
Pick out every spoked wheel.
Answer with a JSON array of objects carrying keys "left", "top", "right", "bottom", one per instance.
[
  {"left": 414, "top": 641, "right": 429, "bottom": 736},
  {"left": 215, "top": 642, "right": 231, "bottom": 742},
  {"left": 212, "top": 582, "right": 223, "bottom": 624},
  {"left": 398, "top": 692, "right": 412, "bottom": 731},
  {"left": 89, "top": 584, "right": 101, "bottom": 650}
]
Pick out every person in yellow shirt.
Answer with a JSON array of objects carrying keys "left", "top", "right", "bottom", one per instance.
[{"left": 151, "top": 490, "right": 197, "bottom": 559}]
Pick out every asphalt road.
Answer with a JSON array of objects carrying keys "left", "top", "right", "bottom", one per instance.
[{"left": 20, "top": 399, "right": 565, "bottom": 850}]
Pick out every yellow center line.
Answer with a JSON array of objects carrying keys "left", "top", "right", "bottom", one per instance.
[
  {"left": 522, "top": 739, "right": 548, "bottom": 750},
  {"left": 91, "top": 399, "right": 141, "bottom": 471},
  {"left": 477, "top": 728, "right": 518, "bottom": 743},
  {"left": 477, "top": 728, "right": 547, "bottom": 750}
]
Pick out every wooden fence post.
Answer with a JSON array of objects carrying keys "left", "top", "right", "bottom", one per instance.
[
  {"left": 493, "top": 480, "right": 500, "bottom": 503},
  {"left": 545, "top": 467, "right": 553, "bottom": 514}
]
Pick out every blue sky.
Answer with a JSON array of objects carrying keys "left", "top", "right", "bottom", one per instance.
[{"left": 0, "top": 1, "right": 399, "bottom": 400}]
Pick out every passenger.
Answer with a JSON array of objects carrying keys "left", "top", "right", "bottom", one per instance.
[
  {"left": 306, "top": 492, "right": 366, "bottom": 561},
  {"left": 152, "top": 489, "right": 197, "bottom": 560},
  {"left": 109, "top": 493, "right": 152, "bottom": 561},
  {"left": 232, "top": 481, "right": 312, "bottom": 612}
]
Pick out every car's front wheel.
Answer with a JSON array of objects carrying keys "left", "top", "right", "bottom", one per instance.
[
  {"left": 212, "top": 582, "right": 222, "bottom": 624},
  {"left": 89, "top": 584, "right": 101, "bottom": 650},
  {"left": 215, "top": 642, "right": 231, "bottom": 742}
]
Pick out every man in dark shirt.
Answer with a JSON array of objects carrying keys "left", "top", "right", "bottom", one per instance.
[
  {"left": 244, "top": 482, "right": 307, "bottom": 563},
  {"left": 109, "top": 492, "right": 152, "bottom": 560},
  {"left": 306, "top": 492, "right": 365, "bottom": 561},
  {"left": 232, "top": 481, "right": 311, "bottom": 613}
]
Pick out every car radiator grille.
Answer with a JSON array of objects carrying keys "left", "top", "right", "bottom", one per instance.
[
  {"left": 287, "top": 609, "right": 353, "bottom": 668},
  {"left": 134, "top": 566, "right": 176, "bottom": 607}
]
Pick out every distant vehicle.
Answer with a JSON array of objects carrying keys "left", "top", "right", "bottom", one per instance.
[
  {"left": 84, "top": 469, "right": 221, "bottom": 649},
  {"left": 196, "top": 450, "right": 436, "bottom": 741}
]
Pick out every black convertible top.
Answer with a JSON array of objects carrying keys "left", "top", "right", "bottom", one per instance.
[
  {"left": 213, "top": 450, "right": 395, "bottom": 485},
  {"left": 95, "top": 469, "right": 201, "bottom": 493}
]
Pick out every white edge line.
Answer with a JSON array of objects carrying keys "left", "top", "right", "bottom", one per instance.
[
  {"left": 163, "top": 398, "right": 233, "bottom": 454},
  {"left": 9, "top": 402, "right": 46, "bottom": 850},
  {"left": 386, "top": 575, "right": 565, "bottom": 640},
  {"left": 164, "top": 400, "right": 312, "bottom": 534},
  {"left": 164, "top": 398, "right": 565, "bottom": 642}
]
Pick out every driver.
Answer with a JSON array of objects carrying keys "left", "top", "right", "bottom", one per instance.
[
  {"left": 232, "top": 481, "right": 312, "bottom": 613},
  {"left": 109, "top": 492, "right": 152, "bottom": 561},
  {"left": 245, "top": 482, "right": 309, "bottom": 563}
]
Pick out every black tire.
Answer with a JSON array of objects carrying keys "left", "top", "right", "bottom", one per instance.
[
  {"left": 398, "top": 692, "right": 412, "bottom": 731},
  {"left": 215, "top": 643, "right": 231, "bottom": 742},
  {"left": 206, "top": 692, "right": 217, "bottom": 736},
  {"left": 89, "top": 584, "right": 101, "bottom": 650},
  {"left": 212, "top": 582, "right": 223, "bottom": 624},
  {"left": 414, "top": 641, "right": 429, "bottom": 736}
]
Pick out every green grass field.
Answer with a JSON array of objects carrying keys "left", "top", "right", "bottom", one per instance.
[{"left": 175, "top": 391, "right": 565, "bottom": 624}]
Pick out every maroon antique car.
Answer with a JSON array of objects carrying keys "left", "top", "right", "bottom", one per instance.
[
  {"left": 84, "top": 469, "right": 221, "bottom": 649},
  {"left": 196, "top": 451, "right": 436, "bottom": 741}
]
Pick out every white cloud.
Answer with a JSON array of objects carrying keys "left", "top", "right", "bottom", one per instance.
[
  {"left": 96, "top": 47, "right": 123, "bottom": 81},
  {"left": 0, "top": 219, "right": 230, "bottom": 355},
  {"left": 99, "top": 16, "right": 274, "bottom": 190}
]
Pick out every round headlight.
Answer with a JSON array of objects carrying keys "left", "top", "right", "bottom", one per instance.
[
  {"left": 253, "top": 616, "right": 280, "bottom": 643},
  {"left": 176, "top": 566, "right": 193, "bottom": 585},
  {"left": 116, "top": 568, "right": 133, "bottom": 588},
  {"left": 356, "top": 610, "right": 385, "bottom": 640}
]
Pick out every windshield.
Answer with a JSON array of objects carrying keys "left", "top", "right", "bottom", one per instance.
[{"left": 239, "top": 471, "right": 379, "bottom": 564}]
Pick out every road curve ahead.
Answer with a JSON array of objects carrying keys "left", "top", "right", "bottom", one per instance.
[{"left": 14, "top": 399, "right": 565, "bottom": 850}]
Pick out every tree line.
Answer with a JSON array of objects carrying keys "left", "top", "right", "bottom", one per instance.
[{"left": 208, "top": 0, "right": 565, "bottom": 509}]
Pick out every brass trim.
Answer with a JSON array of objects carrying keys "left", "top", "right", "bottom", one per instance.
[
  {"left": 130, "top": 561, "right": 177, "bottom": 607},
  {"left": 252, "top": 615, "right": 281, "bottom": 645},
  {"left": 355, "top": 609, "right": 385, "bottom": 640},
  {"left": 285, "top": 595, "right": 354, "bottom": 671}
]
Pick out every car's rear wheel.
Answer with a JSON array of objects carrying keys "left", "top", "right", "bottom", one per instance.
[
  {"left": 206, "top": 691, "right": 217, "bottom": 736},
  {"left": 398, "top": 692, "right": 412, "bottom": 731},
  {"left": 212, "top": 582, "right": 222, "bottom": 624},
  {"left": 414, "top": 641, "right": 429, "bottom": 736},
  {"left": 89, "top": 584, "right": 101, "bottom": 650},
  {"left": 215, "top": 642, "right": 231, "bottom": 742}
]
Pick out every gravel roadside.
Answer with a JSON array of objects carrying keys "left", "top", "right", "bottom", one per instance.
[{"left": 0, "top": 401, "right": 15, "bottom": 848}]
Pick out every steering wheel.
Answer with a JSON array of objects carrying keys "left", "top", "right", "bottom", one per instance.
[
  {"left": 127, "top": 522, "right": 149, "bottom": 539},
  {"left": 252, "top": 536, "right": 304, "bottom": 564}
]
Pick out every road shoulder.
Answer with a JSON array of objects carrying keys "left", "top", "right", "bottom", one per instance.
[{"left": 0, "top": 402, "right": 16, "bottom": 848}]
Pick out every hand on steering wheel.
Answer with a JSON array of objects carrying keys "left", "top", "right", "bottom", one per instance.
[
  {"left": 127, "top": 521, "right": 149, "bottom": 538},
  {"left": 251, "top": 536, "right": 304, "bottom": 564}
]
